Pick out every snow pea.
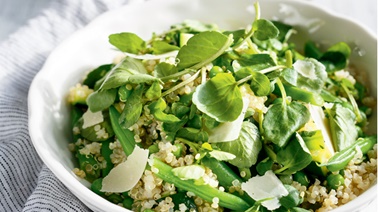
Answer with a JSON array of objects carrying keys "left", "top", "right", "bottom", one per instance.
[
  {"left": 152, "top": 158, "right": 251, "bottom": 211},
  {"left": 200, "top": 156, "right": 255, "bottom": 205},
  {"left": 323, "top": 136, "right": 376, "bottom": 172},
  {"left": 109, "top": 105, "right": 136, "bottom": 156},
  {"left": 101, "top": 139, "right": 114, "bottom": 177}
]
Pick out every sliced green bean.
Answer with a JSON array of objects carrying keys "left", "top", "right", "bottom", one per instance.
[
  {"left": 77, "top": 153, "right": 101, "bottom": 183},
  {"left": 101, "top": 139, "right": 114, "bottom": 177},
  {"left": 201, "top": 156, "right": 255, "bottom": 205},
  {"left": 152, "top": 158, "right": 251, "bottom": 211},
  {"left": 109, "top": 105, "right": 136, "bottom": 156},
  {"left": 321, "top": 136, "right": 376, "bottom": 172}
]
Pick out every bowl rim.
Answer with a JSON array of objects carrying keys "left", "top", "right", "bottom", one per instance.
[{"left": 28, "top": 0, "right": 377, "bottom": 211}]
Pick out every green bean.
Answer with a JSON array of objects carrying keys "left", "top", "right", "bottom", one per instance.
[
  {"left": 326, "top": 173, "right": 344, "bottom": 190},
  {"left": 201, "top": 156, "right": 255, "bottom": 205},
  {"left": 323, "top": 136, "right": 376, "bottom": 172},
  {"left": 101, "top": 139, "right": 114, "bottom": 177},
  {"left": 109, "top": 105, "right": 136, "bottom": 156},
  {"left": 152, "top": 158, "right": 251, "bottom": 211}
]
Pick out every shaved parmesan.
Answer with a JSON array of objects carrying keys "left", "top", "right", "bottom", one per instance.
[
  {"left": 208, "top": 97, "right": 250, "bottom": 143},
  {"left": 101, "top": 145, "right": 148, "bottom": 192},
  {"left": 82, "top": 110, "right": 104, "bottom": 129},
  {"left": 241, "top": 170, "right": 288, "bottom": 210}
]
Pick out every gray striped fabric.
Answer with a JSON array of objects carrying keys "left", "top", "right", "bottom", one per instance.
[{"left": 0, "top": 1, "right": 130, "bottom": 211}]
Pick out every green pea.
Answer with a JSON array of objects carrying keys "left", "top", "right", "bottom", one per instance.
[
  {"left": 186, "top": 114, "right": 202, "bottom": 129},
  {"left": 122, "top": 197, "right": 134, "bottom": 210},
  {"left": 148, "top": 143, "right": 159, "bottom": 154},
  {"left": 91, "top": 178, "right": 105, "bottom": 196},
  {"left": 279, "top": 174, "right": 293, "bottom": 185},
  {"left": 209, "top": 66, "right": 224, "bottom": 78},
  {"left": 293, "top": 171, "right": 310, "bottom": 187},
  {"left": 326, "top": 173, "right": 344, "bottom": 190}
]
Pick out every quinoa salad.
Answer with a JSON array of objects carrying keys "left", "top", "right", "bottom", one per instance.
[{"left": 67, "top": 2, "right": 377, "bottom": 212}]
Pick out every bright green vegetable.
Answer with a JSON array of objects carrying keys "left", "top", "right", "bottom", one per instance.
[
  {"left": 109, "top": 106, "right": 136, "bottom": 156},
  {"left": 326, "top": 173, "right": 344, "bottom": 190},
  {"left": 320, "top": 136, "right": 376, "bottom": 172},
  {"left": 152, "top": 158, "right": 251, "bottom": 211}
]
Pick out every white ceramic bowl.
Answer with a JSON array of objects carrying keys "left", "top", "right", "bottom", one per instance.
[{"left": 28, "top": 0, "right": 377, "bottom": 211}]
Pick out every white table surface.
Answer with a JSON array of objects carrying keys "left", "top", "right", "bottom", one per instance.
[{"left": 0, "top": 0, "right": 376, "bottom": 211}]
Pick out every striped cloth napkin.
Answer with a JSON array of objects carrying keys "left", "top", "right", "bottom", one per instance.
[{"left": 0, "top": 0, "right": 132, "bottom": 211}]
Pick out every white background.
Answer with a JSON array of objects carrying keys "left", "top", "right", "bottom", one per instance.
[{"left": 0, "top": 0, "right": 376, "bottom": 211}]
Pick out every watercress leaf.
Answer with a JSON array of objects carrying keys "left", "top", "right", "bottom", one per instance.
[
  {"left": 101, "top": 57, "right": 158, "bottom": 90},
  {"left": 236, "top": 53, "right": 276, "bottom": 67},
  {"left": 154, "top": 62, "right": 176, "bottom": 78},
  {"left": 276, "top": 133, "right": 312, "bottom": 174},
  {"left": 263, "top": 100, "right": 310, "bottom": 147},
  {"left": 192, "top": 73, "right": 243, "bottom": 122},
  {"left": 256, "top": 157, "right": 274, "bottom": 175},
  {"left": 176, "top": 31, "right": 233, "bottom": 70},
  {"left": 83, "top": 64, "right": 113, "bottom": 89},
  {"left": 162, "top": 115, "right": 188, "bottom": 133},
  {"left": 87, "top": 89, "right": 117, "bottom": 112},
  {"left": 145, "top": 81, "right": 162, "bottom": 100},
  {"left": 327, "top": 42, "right": 351, "bottom": 58},
  {"left": 148, "top": 98, "right": 181, "bottom": 123},
  {"left": 119, "top": 85, "right": 144, "bottom": 129},
  {"left": 172, "top": 164, "right": 206, "bottom": 180},
  {"left": 325, "top": 103, "right": 358, "bottom": 151},
  {"left": 217, "top": 122, "right": 262, "bottom": 168},
  {"left": 202, "top": 114, "right": 220, "bottom": 130},
  {"left": 252, "top": 19, "right": 279, "bottom": 41},
  {"left": 235, "top": 67, "right": 271, "bottom": 96},
  {"left": 151, "top": 40, "right": 180, "bottom": 54},
  {"left": 207, "top": 97, "right": 249, "bottom": 143},
  {"left": 224, "top": 29, "right": 246, "bottom": 47},
  {"left": 304, "top": 41, "right": 323, "bottom": 59},
  {"left": 293, "top": 58, "right": 327, "bottom": 93},
  {"left": 272, "top": 21, "right": 293, "bottom": 42},
  {"left": 208, "top": 150, "right": 236, "bottom": 161},
  {"left": 212, "top": 51, "right": 239, "bottom": 73},
  {"left": 279, "top": 185, "right": 303, "bottom": 209},
  {"left": 171, "top": 102, "right": 190, "bottom": 118},
  {"left": 176, "top": 128, "right": 209, "bottom": 143},
  {"left": 109, "top": 32, "right": 146, "bottom": 54},
  {"left": 320, "top": 52, "right": 347, "bottom": 72},
  {"left": 281, "top": 68, "right": 297, "bottom": 86}
]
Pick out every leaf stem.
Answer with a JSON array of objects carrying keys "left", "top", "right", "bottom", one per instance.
[
  {"left": 161, "top": 70, "right": 201, "bottom": 97},
  {"left": 236, "top": 65, "right": 286, "bottom": 86},
  {"left": 159, "top": 69, "right": 195, "bottom": 81},
  {"left": 341, "top": 83, "right": 363, "bottom": 122},
  {"left": 276, "top": 78, "right": 288, "bottom": 107}
]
